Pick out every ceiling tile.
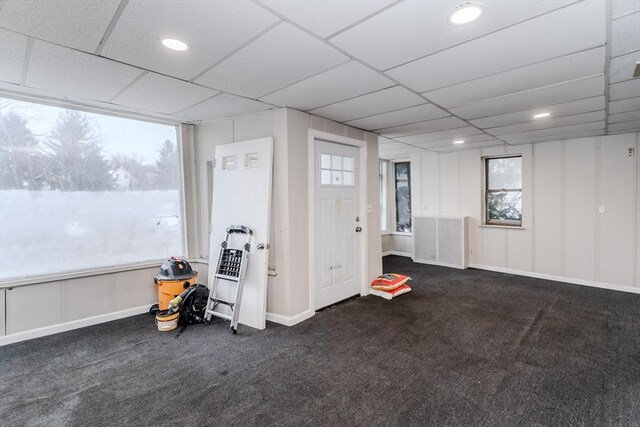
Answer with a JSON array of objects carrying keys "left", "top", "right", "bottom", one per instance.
[
  {"left": 174, "top": 93, "right": 272, "bottom": 122},
  {"left": 387, "top": 1, "right": 605, "bottom": 93},
  {"left": 195, "top": 22, "right": 348, "bottom": 98},
  {"left": 609, "top": 110, "right": 640, "bottom": 123},
  {"left": 470, "top": 96, "right": 605, "bottom": 128},
  {"left": 413, "top": 134, "right": 496, "bottom": 149},
  {"left": 0, "top": 30, "right": 28, "bottom": 85},
  {"left": 501, "top": 121, "right": 605, "bottom": 142},
  {"left": 452, "top": 75, "right": 605, "bottom": 119},
  {"left": 430, "top": 140, "right": 505, "bottom": 153},
  {"left": 258, "top": 0, "right": 394, "bottom": 38},
  {"left": 331, "top": 0, "right": 574, "bottom": 70},
  {"left": 489, "top": 111, "right": 605, "bottom": 136},
  {"left": 26, "top": 40, "right": 142, "bottom": 102},
  {"left": 102, "top": 0, "right": 279, "bottom": 81},
  {"left": 423, "top": 47, "right": 606, "bottom": 108},
  {"left": 378, "top": 116, "right": 469, "bottom": 138},
  {"left": 609, "top": 97, "right": 640, "bottom": 114},
  {"left": 608, "top": 121, "right": 640, "bottom": 132},
  {"left": 612, "top": 0, "right": 640, "bottom": 18},
  {"left": 260, "top": 61, "right": 393, "bottom": 110},
  {"left": 395, "top": 126, "right": 483, "bottom": 145},
  {"left": 507, "top": 129, "right": 604, "bottom": 145},
  {"left": 609, "top": 50, "right": 640, "bottom": 83},
  {"left": 609, "top": 79, "right": 640, "bottom": 100},
  {"left": 611, "top": 11, "right": 640, "bottom": 57},
  {"left": 345, "top": 104, "right": 450, "bottom": 130},
  {"left": 0, "top": 0, "right": 120, "bottom": 53},
  {"left": 379, "top": 141, "right": 411, "bottom": 151},
  {"left": 309, "top": 86, "right": 424, "bottom": 122},
  {"left": 379, "top": 146, "right": 428, "bottom": 158},
  {"left": 113, "top": 72, "right": 218, "bottom": 115}
]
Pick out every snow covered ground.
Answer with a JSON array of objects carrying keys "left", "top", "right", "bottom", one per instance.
[{"left": 0, "top": 190, "right": 183, "bottom": 279}]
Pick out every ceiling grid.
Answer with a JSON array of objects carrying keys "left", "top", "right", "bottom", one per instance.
[{"left": 0, "top": 0, "right": 637, "bottom": 158}]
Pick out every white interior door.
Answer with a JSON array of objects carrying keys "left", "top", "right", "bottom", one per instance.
[
  {"left": 315, "top": 140, "right": 361, "bottom": 310},
  {"left": 209, "top": 137, "right": 273, "bottom": 330}
]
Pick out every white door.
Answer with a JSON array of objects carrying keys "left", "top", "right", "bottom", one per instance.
[
  {"left": 209, "top": 137, "right": 273, "bottom": 330},
  {"left": 315, "top": 140, "right": 361, "bottom": 310}
]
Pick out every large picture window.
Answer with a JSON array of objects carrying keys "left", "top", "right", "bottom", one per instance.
[
  {"left": 0, "top": 98, "right": 183, "bottom": 280},
  {"left": 484, "top": 156, "right": 522, "bottom": 226},
  {"left": 394, "top": 161, "right": 411, "bottom": 232}
]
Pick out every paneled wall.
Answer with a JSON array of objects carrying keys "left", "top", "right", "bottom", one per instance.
[
  {"left": 407, "top": 132, "right": 640, "bottom": 290},
  {"left": 1, "top": 266, "right": 157, "bottom": 342}
]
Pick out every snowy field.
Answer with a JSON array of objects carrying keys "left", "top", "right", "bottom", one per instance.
[{"left": 0, "top": 190, "right": 182, "bottom": 279}]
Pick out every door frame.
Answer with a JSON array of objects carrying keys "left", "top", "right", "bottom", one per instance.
[{"left": 308, "top": 130, "right": 369, "bottom": 312}]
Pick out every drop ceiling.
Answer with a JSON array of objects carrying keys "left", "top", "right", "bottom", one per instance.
[{"left": 0, "top": 0, "right": 638, "bottom": 158}]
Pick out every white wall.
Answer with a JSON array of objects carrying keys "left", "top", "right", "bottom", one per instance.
[
  {"left": 406, "top": 132, "right": 640, "bottom": 291},
  {"left": 0, "top": 266, "right": 158, "bottom": 344},
  {"left": 193, "top": 108, "right": 382, "bottom": 324}
]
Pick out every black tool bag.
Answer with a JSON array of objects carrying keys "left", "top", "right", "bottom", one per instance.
[{"left": 175, "top": 284, "right": 209, "bottom": 338}]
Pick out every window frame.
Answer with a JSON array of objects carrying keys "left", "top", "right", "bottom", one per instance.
[
  {"left": 483, "top": 154, "right": 523, "bottom": 227},
  {"left": 379, "top": 160, "right": 388, "bottom": 232},
  {"left": 0, "top": 95, "right": 187, "bottom": 285},
  {"left": 392, "top": 159, "right": 412, "bottom": 233}
]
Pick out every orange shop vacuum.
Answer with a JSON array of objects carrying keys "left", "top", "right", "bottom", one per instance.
[{"left": 149, "top": 256, "right": 198, "bottom": 314}]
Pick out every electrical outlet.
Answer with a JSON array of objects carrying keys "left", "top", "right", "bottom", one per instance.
[{"left": 598, "top": 205, "right": 606, "bottom": 214}]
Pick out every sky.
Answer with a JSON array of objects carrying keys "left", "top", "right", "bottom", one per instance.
[{"left": 0, "top": 97, "right": 177, "bottom": 164}]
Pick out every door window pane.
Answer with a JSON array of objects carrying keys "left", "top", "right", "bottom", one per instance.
[
  {"left": 0, "top": 97, "right": 183, "bottom": 279},
  {"left": 343, "top": 171, "right": 353, "bottom": 186}
]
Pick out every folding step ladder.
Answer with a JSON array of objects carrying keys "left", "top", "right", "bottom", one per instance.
[{"left": 205, "top": 225, "right": 252, "bottom": 334}]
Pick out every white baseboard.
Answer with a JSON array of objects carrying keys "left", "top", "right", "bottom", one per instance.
[
  {"left": 414, "top": 258, "right": 467, "bottom": 270},
  {"left": 469, "top": 263, "right": 640, "bottom": 295},
  {"left": 382, "top": 251, "right": 412, "bottom": 258},
  {"left": 0, "top": 305, "right": 150, "bottom": 347},
  {"left": 266, "top": 309, "right": 314, "bottom": 327}
]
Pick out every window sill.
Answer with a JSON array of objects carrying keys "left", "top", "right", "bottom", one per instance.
[
  {"left": 479, "top": 225, "right": 525, "bottom": 230},
  {"left": 0, "top": 259, "right": 171, "bottom": 289}
]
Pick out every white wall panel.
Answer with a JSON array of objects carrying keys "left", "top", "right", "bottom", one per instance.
[
  {"left": 459, "top": 150, "right": 482, "bottom": 264},
  {"left": 506, "top": 144, "right": 534, "bottom": 272},
  {"left": 68, "top": 275, "right": 110, "bottom": 321},
  {"left": 564, "top": 138, "right": 597, "bottom": 280},
  {"left": 599, "top": 134, "right": 637, "bottom": 286},
  {"left": 111, "top": 269, "right": 156, "bottom": 310},
  {"left": 381, "top": 234, "right": 393, "bottom": 253},
  {"left": 481, "top": 227, "right": 507, "bottom": 268},
  {"left": 533, "top": 142, "right": 563, "bottom": 275},
  {"left": 421, "top": 155, "right": 440, "bottom": 215},
  {"left": 0, "top": 289, "right": 5, "bottom": 336},
  {"left": 439, "top": 153, "right": 459, "bottom": 215},
  {"left": 6, "top": 281, "right": 62, "bottom": 334}
]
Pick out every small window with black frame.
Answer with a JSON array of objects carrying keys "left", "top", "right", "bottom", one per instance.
[
  {"left": 485, "top": 155, "right": 522, "bottom": 226},
  {"left": 394, "top": 161, "right": 411, "bottom": 232}
]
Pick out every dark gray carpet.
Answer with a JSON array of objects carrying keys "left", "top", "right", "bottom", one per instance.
[{"left": 2, "top": 256, "right": 640, "bottom": 426}]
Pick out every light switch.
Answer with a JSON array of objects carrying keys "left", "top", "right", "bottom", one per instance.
[{"left": 598, "top": 205, "right": 606, "bottom": 214}]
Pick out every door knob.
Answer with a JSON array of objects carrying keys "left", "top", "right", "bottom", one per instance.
[
  {"left": 355, "top": 226, "right": 363, "bottom": 232},
  {"left": 257, "top": 243, "right": 270, "bottom": 250}
]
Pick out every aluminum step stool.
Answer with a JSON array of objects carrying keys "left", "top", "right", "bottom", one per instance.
[{"left": 205, "top": 225, "right": 252, "bottom": 334}]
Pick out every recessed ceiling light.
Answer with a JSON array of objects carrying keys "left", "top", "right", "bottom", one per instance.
[
  {"left": 161, "top": 38, "right": 189, "bottom": 51},
  {"left": 454, "top": 140, "right": 465, "bottom": 144},
  {"left": 533, "top": 112, "right": 551, "bottom": 119},
  {"left": 448, "top": 3, "right": 485, "bottom": 26}
]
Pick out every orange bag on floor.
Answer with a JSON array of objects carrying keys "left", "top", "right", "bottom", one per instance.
[{"left": 371, "top": 273, "right": 411, "bottom": 291}]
